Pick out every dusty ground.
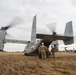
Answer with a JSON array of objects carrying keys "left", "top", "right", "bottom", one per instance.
[{"left": 0, "top": 52, "right": 76, "bottom": 75}]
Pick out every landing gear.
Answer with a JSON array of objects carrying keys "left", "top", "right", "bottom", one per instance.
[{"left": 0, "top": 50, "right": 3, "bottom": 51}]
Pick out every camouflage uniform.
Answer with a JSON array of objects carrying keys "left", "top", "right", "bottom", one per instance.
[
  {"left": 45, "top": 48, "right": 49, "bottom": 58},
  {"left": 51, "top": 46, "right": 56, "bottom": 58},
  {"left": 38, "top": 44, "right": 47, "bottom": 59},
  {"left": 38, "top": 47, "right": 42, "bottom": 58}
]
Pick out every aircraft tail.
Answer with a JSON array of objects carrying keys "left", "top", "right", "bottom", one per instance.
[
  {"left": 64, "top": 21, "right": 73, "bottom": 36},
  {"left": 31, "top": 15, "right": 36, "bottom": 43},
  {"left": 64, "top": 21, "right": 74, "bottom": 45}
]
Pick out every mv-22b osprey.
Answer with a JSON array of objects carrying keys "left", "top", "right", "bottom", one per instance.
[{"left": 0, "top": 15, "right": 74, "bottom": 55}]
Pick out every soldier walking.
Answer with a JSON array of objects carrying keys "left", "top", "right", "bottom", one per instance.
[
  {"left": 38, "top": 43, "right": 47, "bottom": 59},
  {"left": 51, "top": 45, "right": 56, "bottom": 58}
]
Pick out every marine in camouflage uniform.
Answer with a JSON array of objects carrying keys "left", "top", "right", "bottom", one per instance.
[
  {"left": 51, "top": 46, "right": 56, "bottom": 58},
  {"left": 38, "top": 43, "right": 47, "bottom": 59},
  {"left": 45, "top": 47, "right": 49, "bottom": 58}
]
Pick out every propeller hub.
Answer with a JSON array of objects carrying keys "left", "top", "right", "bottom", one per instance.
[{"left": 53, "top": 32, "right": 56, "bottom": 35}]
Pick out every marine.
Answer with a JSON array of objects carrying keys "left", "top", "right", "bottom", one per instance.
[
  {"left": 38, "top": 43, "right": 47, "bottom": 59},
  {"left": 51, "top": 45, "right": 56, "bottom": 58}
]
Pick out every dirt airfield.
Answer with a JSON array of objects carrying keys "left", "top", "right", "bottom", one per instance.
[{"left": 0, "top": 52, "right": 76, "bottom": 75}]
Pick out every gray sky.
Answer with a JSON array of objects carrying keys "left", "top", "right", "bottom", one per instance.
[{"left": 0, "top": 0, "right": 76, "bottom": 51}]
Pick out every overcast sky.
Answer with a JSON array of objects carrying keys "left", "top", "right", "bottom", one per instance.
[{"left": 0, "top": 0, "right": 76, "bottom": 51}]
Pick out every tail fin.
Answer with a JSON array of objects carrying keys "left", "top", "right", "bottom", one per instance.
[
  {"left": 64, "top": 21, "right": 73, "bottom": 36},
  {"left": 31, "top": 15, "right": 36, "bottom": 43},
  {"left": 64, "top": 21, "right": 74, "bottom": 45}
]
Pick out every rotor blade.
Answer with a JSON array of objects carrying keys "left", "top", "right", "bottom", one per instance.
[
  {"left": 6, "top": 32, "right": 14, "bottom": 38},
  {"left": 2, "top": 16, "right": 24, "bottom": 30},
  {"left": 47, "top": 22, "right": 57, "bottom": 33},
  {"left": 9, "top": 16, "right": 24, "bottom": 26}
]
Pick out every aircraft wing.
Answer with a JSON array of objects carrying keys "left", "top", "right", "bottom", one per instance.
[
  {"left": 5, "top": 39, "right": 30, "bottom": 44},
  {"left": 36, "top": 34, "right": 73, "bottom": 42}
]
